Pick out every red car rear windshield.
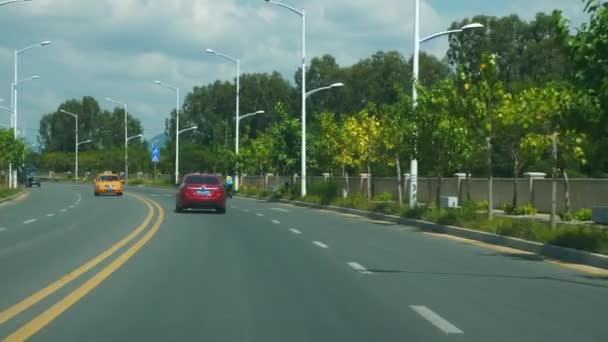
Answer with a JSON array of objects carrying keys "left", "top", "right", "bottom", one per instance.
[{"left": 185, "top": 176, "right": 220, "bottom": 185}]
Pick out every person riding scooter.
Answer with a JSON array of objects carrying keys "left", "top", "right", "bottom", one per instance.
[{"left": 224, "top": 176, "right": 234, "bottom": 199}]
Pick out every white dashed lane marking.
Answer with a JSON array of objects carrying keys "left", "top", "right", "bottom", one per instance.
[
  {"left": 60, "top": 209, "right": 67, "bottom": 212},
  {"left": 0, "top": 228, "right": 6, "bottom": 232},
  {"left": 410, "top": 306, "right": 464, "bottom": 334},
  {"left": 256, "top": 213, "right": 264, "bottom": 217},
  {"left": 347, "top": 262, "right": 372, "bottom": 274},
  {"left": 270, "top": 208, "right": 289, "bottom": 212},
  {"left": 46, "top": 214, "right": 55, "bottom": 217},
  {"left": 272, "top": 220, "right": 281, "bottom": 224},
  {"left": 312, "top": 241, "right": 329, "bottom": 249},
  {"left": 23, "top": 219, "right": 37, "bottom": 225},
  {"left": 289, "top": 229, "right": 302, "bottom": 234}
]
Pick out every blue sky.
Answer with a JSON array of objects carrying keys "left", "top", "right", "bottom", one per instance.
[{"left": 0, "top": 0, "right": 589, "bottom": 145}]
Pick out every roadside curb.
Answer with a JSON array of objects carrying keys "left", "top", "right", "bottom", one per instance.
[
  {"left": 0, "top": 189, "right": 26, "bottom": 204},
  {"left": 237, "top": 194, "right": 608, "bottom": 270}
]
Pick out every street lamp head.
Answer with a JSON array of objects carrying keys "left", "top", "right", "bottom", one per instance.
[
  {"left": 255, "top": 111, "right": 265, "bottom": 115},
  {"left": 59, "top": 109, "right": 67, "bottom": 113},
  {"left": 40, "top": 41, "right": 52, "bottom": 46},
  {"left": 330, "top": 82, "right": 344, "bottom": 88},
  {"left": 30, "top": 76, "right": 39, "bottom": 80},
  {"left": 461, "top": 23, "right": 484, "bottom": 30},
  {"left": 191, "top": 125, "right": 198, "bottom": 130},
  {"left": 154, "top": 81, "right": 162, "bottom": 85},
  {"left": 205, "top": 49, "right": 215, "bottom": 54},
  {"left": 105, "top": 98, "right": 113, "bottom": 102}
]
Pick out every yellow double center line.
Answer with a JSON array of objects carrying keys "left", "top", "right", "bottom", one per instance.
[{"left": 1, "top": 194, "right": 165, "bottom": 341}]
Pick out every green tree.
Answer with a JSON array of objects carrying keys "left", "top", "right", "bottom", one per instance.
[
  {"left": 570, "top": 0, "right": 608, "bottom": 175},
  {"left": 447, "top": 11, "right": 572, "bottom": 92},
  {"left": 382, "top": 91, "right": 416, "bottom": 206},
  {"left": 0, "top": 130, "right": 26, "bottom": 180},
  {"left": 513, "top": 84, "right": 594, "bottom": 227},
  {"left": 417, "top": 79, "right": 471, "bottom": 206},
  {"left": 464, "top": 54, "right": 509, "bottom": 219},
  {"left": 343, "top": 105, "right": 384, "bottom": 201}
]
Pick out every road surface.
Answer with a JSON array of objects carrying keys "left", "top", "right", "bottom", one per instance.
[{"left": 0, "top": 182, "right": 607, "bottom": 341}]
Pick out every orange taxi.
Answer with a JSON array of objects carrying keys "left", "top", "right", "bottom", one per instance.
[{"left": 94, "top": 171, "right": 124, "bottom": 196}]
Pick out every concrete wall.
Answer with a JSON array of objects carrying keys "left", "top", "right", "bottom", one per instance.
[{"left": 241, "top": 174, "right": 608, "bottom": 212}]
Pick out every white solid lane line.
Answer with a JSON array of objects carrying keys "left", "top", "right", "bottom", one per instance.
[
  {"left": 270, "top": 207, "right": 289, "bottom": 212},
  {"left": 410, "top": 306, "right": 463, "bottom": 334},
  {"left": 347, "top": 262, "right": 372, "bottom": 274},
  {"left": 46, "top": 213, "right": 55, "bottom": 217},
  {"left": 272, "top": 220, "right": 281, "bottom": 224},
  {"left": 289, "top": 229, "right": 302, "bottom": 234},
  {"left": 23, "top": 219, "right": 37, "bottom": 224},
  {"left": 312, "top": 241, "right": 329, "bottom": 249}
]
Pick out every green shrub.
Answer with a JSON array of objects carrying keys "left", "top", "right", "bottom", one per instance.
[
  {"left": 0, "top": 188, "right": 20, "bottom": 199},
  {"left": 302, "top": 194, "right": 322, "bottom": 204},
  {"left": 309, "top": 181, "right": 340, "bottom": 205},
  {"left": 459, "top": 201, "right": 481, "bottom": 221},
  {"left": 574, "top": 208, "right": 592, "bottom": 221},
  {"left": 476, "top": 200, "right": 489, "bottom": 211},
  {"left": 550, "top": 226, "right": 605, "bottom": 253},
  {"left": 513, "top": 204, "right": 538, "bottom": 216},
  {"left": 373, "top": 192, "right": 393, "bottom": 202},
  {"left": 559, "top": 212, "right": 574, "bottom": 222},
  {"left": 370, "top": 201, "right": 401, "bottom": 215},
  {"left": 127, "top": 178, "right": 145, "bottom": 185},
  {"left": 436, "top": 209, "right": 460, "bottom": 225},
  {"left": 402, "top": 205, "right": 430, "bottom": 219},
  {"left": 503, "top": 203, "right": 515, "bottom": 215}
]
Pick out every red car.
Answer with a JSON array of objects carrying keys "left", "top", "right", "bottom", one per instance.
[{"left": 175, "top": 173, "right": 226, "bottom": 214}]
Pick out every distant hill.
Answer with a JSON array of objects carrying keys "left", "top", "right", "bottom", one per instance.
[{"left": 149, "top": 133, "right": 167, "bottom": 148}]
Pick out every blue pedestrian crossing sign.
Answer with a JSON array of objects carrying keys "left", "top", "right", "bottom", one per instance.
[{"left": 151, "top": 146, "right": 160, "bottom": 163}]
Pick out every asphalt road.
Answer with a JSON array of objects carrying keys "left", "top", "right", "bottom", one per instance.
[{"left": 1, "top": 182, "right": 607, "bottom": 341}]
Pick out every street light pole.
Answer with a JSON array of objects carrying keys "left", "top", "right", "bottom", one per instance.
[
  {"left": 205, "top": 49, "right": 241, "bottom": 190},
  {"left": 264, "top": 0, "right": 306, "bottom": 196},
  {"left": 411, "top": 0, "right": 420, "bottom": 208},
  {"left": 410, "top": 0, "right": 483, "bottom": 207},
  {"left": 12, "top": 41, "right": 51, "bottom": 188},
  {"left": 59, "top": 109, "right": 79, "bottom": 180},
  {"left": 154, "top": 81, "right": 180, "bottom": 184}
]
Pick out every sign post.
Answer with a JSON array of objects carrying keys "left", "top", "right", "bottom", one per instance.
[{"left": 151, "top": 146, "right": 160, "bottom": 184}]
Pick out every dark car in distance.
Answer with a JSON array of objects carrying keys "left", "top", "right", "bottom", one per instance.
[
  {"left": 175, "top": 173, "right": 226, "bottom": 214},
  {"left": 25, "top": 173, "right": 41, "bottom": 188}
]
